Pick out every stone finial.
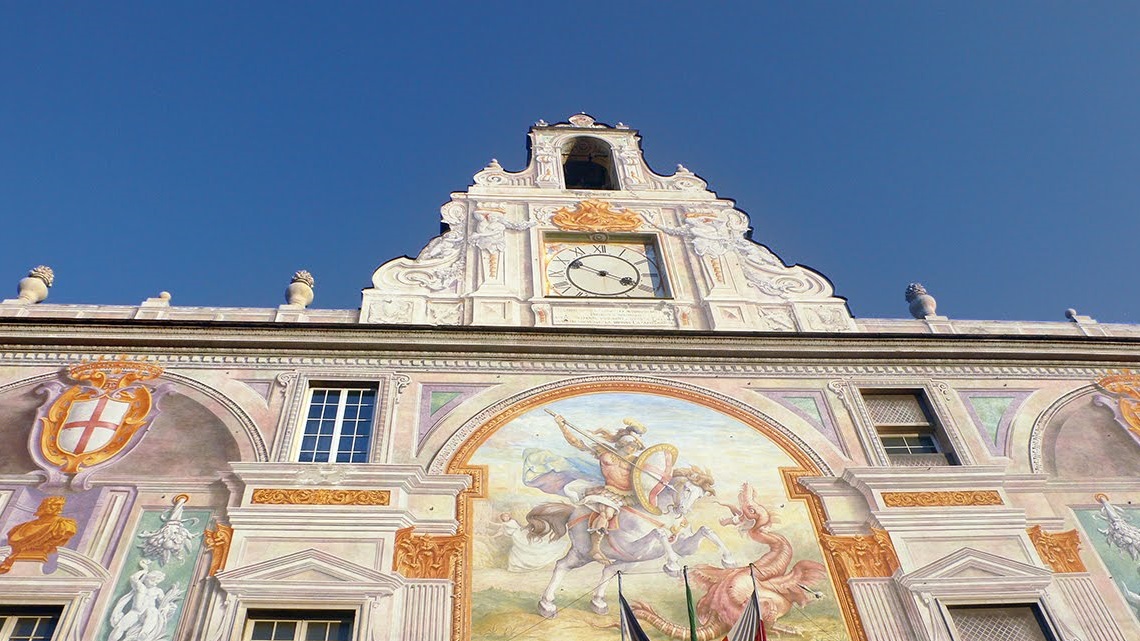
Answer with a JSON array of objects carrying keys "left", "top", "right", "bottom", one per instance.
[
  {"left": 139, "top": 291, "right": 172, "bottom": 307},
  {"left": 16, "top": 266, "right": 54, "bottom": 304},
  {"left": 568, "top": 113, "right": 596, "bottom": 128},
  {"left": 286, "top": 270, "right": 315, "bottom": 307},
  {"left": 1065, "top": 308, "right": 1097, "bottom": 324},
  {"left": 905, "top": 282, "right": 937, "bottom": 319}
]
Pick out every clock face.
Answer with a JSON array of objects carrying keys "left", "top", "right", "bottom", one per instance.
[{"left": 544, "top": 238, "right": 668, "bottom": 298}]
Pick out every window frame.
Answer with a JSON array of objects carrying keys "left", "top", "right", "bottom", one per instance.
[
  {"left": 242, "top": 609, "right": 355, "bottom": 641},
  {"left": 0, "top": 607, "right": 62, "bottom": 641},
  {"left": 273, "top": 373, "right": 393, "bottom": 464},
  {"left": 295, "top": 386, "right": 378, "bottom": 464},
  {"left": 943, "top": 602, "right": 1059, "bottom": 641},
  {"left": 862, "top": 390, "right": 960, "bottom": 466},
  {"left": 830, "top": 378, "right": 974, "bottom": 466}
]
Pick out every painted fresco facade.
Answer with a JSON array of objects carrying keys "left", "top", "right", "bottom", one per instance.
[{"left": 0, "top": 115, "right": 1139, "bottom": 641}]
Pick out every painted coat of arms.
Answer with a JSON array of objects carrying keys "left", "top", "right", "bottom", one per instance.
[{"left": 32, "top": 358, "right": 167, "bottom": 480}]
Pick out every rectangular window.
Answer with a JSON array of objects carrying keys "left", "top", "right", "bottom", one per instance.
[
  {"left": 244, "top": 610, "right": 354, "bottom": 641},
  {"left": 298, "top": 387, "right": 377, "bottom": 463},
  {"left": 947, "top": 604, "right": 1055, "bottom": 641},
  {"left": 862, "top": 391, "right": 958, "bottom": 466},
  {"left": 0, "top": 607, "right": 62, "bottom": 641}
]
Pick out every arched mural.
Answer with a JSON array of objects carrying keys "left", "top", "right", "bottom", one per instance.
[{"left": 447, "top": 381, "right": 852, "bottom": 641}]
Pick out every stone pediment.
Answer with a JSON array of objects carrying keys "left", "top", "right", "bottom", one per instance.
[
  {"left": 0, "top": 546, "right": 110, "bottom": 581},
  {"left": 216, "top": 548, "right": 403, "bottom": 597},
  {"left": 0, "top": 547, "right": 108, "bottom": 597},
  {"left": 362, "top": 114, "right": 852, "bottom": 333},
  {"left": 898, "top": 547, "right": 1052, "bottom": 595}
]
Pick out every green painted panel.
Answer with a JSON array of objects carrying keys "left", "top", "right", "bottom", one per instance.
[
  {"left": 430, "top": 391, "right": 463, "bottom": 415},
  {"left": 786, "top": 396, "right": 824, "bottom": 426},
  {"left": 968, "top": 396, "right": 1014, "bottom": 444}
]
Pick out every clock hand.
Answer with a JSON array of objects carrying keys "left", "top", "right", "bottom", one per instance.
[{"left": 569, "top": 260, "right": 633, "bottom": 283}]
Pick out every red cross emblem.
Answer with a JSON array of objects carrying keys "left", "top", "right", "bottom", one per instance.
[{"left": 57, "top": 396, "right": 131, "bottom": 455}]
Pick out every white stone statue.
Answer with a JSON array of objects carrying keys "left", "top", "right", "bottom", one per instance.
[
  {"left": 108, "top": 559, "right": 183, "bottom": 641},
  {"left": 648, "top": 209, "right": 779, "bottom": 288},
  {"left": 469, "top": 206, "right": 536, "bottom": 281}
]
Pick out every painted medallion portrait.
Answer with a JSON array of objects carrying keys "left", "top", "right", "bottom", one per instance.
[{"left": 466, "top": 390, "right": 850, "bottom": 641}]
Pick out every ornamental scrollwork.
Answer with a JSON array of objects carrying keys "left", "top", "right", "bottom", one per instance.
[
  {"left": 249, "top": 489, "right": 391, "bottom": 506},
  {"left": 380, "top": 200, "right": 468, "bottom": 293},
  {"left": 881, "top": 490, "right": 1002, "bottom": 508}
]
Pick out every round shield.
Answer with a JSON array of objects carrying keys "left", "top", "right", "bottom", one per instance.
[{"left": 632, "top": 443, "right": 678, "bottom": 515}]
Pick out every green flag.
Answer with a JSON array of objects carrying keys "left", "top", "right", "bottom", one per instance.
[{"left": 684, "top": 566, "right": 698, "bottom": 641}]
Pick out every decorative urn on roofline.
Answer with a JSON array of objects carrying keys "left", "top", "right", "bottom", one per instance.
[
  {"left": 905, "top": 282, "right": 937, "bottom": 319},
  {"left": 17, "top": 265, "right": 54, "bottom": 304},
  {"left": 285, "top": 270, "right": 315, "bottom": 308}
]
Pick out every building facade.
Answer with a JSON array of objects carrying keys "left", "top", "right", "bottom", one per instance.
[{"left": 1, "top": 114, "right": 1139, "bottom": 641}]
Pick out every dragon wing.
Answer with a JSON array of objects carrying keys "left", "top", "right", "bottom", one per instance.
[{"left": 686, "top": 564, "right": 735, "bottom": 590}]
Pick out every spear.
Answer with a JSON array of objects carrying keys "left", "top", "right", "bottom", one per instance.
[{"left": 544, "top": 409, "right": 671, "bottom": 487}]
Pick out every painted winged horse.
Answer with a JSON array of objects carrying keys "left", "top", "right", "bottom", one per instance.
[{"left": 524, "top": 465, "right": 738, "bottom": 618}]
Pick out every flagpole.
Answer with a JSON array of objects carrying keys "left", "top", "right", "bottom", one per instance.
[
  {"left": 684, "top": 566, "right": 698, "bottom": 641},
  {"left": 618, "top": 571, "right": 627, "bottom": 641},
  {"left": 749, "top": 563, "right": 766, "bottom": 641}
]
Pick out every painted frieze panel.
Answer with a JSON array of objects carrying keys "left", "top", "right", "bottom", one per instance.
[
  {"left": 461, "top": 390, "right": 850, "bottom": 641},
  {"left": 96, "top": 496, "right": 211, "bottom": 641},
  {"left": 1075, "top": 495, "right": 1140, "bottom": 624}
]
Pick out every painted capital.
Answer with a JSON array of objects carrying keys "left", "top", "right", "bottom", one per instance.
[
  {"left": 820, "top": 528, "right": 900, "bottom": 580},
  {"left": 1027, "top": 525, "right": 1086, "bottom": 573},
  {"left": 394, "top": 527, "right": 464, "bottom": 580}
]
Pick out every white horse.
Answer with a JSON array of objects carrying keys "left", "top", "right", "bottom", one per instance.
[{"left": 524, "top": 467, "right": 736, "bottom": 618}]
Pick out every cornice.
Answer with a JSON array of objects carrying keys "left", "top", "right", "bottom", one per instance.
[
  {"left": 227, "top": 463, "right": 472, "bottom": 496},
  {"left": 0, "top": 318, "right": 1138, "bottom": 367}
]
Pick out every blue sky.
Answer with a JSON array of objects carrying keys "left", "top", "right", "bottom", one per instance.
[{"left": 2, "top": 3, "right": 1138, "bottom": 322}]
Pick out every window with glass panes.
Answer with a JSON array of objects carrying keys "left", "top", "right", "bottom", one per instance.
[
  {"left": 0, "top": 607, "right": 61, "bottom": 641},
  {"left": 861, "top": 390, "right": 958, "bottom": 465},
  {"left": 244, "top": 610, "right": 353, "bottom": 641},
  {"left": 298, "top": 387, "right": 376, "bottom": 463}
]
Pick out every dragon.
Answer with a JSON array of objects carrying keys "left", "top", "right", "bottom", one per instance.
[{"left": 631, "top": 483, "right": 827, "bottom": 639}]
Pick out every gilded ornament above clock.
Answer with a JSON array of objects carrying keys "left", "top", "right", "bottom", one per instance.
[{"left": 550, "top": 200, "right": 643, "bottom": 232}]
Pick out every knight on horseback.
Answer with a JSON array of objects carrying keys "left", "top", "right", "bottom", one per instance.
[{"left": 550, "top": 412, "right": 646, "bottom": 565}]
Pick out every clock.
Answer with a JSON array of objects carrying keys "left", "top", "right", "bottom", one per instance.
[{"left": 543, "top": 235, "right": 668, "bottom": 298}]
